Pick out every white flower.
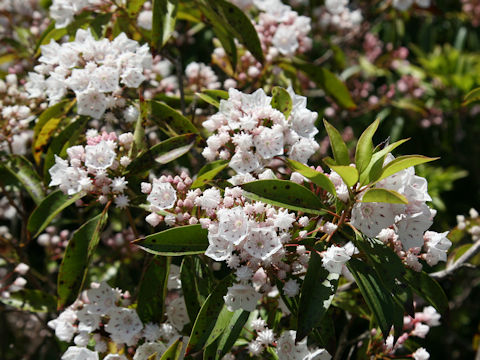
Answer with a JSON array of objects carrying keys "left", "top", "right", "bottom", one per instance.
[
  {"left": 412, "top": 322, "right": 430, "bottom": 338},
  {"left": 111, "top": 177, "right": 128, "bottom": 193},
  {"left": 248, "top": 340, "right": 264, "bottom": 356},
  {"left": 283, "top": 279, "right": 300, "bottom": 297},
  {"left": 288, "top": 138, "right": 319, "bottom": 164},
  {"left": 224, "top": 283, "right": 261, "bottom": 312},
  {"left": 396, "top": 204, "right": 433, "bottom": 250},
  {"left": 166, "top": 297, "right": 190, "bottom": 331},
  {"left": 423, "top": 231, "right": 451, "bottom": 266},
  {"left": 86, "top": 282, "right": 117, "bottom": 315},
  {"left": 322, "top": 246, "right": 351, "bottom": 274},
  {"left": 91, "top": 65, "right": 119, "bottom": 93},
  {"left": 217, "top": 207, "right": 249, "bottom": 245},
  {"left": 76, "top": 87, "right": 107, "bottom": 119},
  {"left": 49, "top": 155, "right": 70, "bottom": 186},
  {"left": 61, "top": 346, "right": 99, "bottom": 360},
  {"left": 229, "top": 150, "right": 261, "bottom": 174},
  {"left": 274, "top": 209, "right": 296, "bottom": 231},
  {"left": 257, "top": 328, "right": 275, "bottom": 345},
  {"left": 143, "top": 323, "right": 162, "bottom": 342},
  {"left": 77, "top": 305, "right": 101, "bottom": 332},
  {"left": 276, "top": 330, "right": 309, "bottom": 360},
  {"left": 412, "top": 347, "right": 430, "bottom": 360},
  {"left": 133, "top": 342, "right": 167, "bottom": 360},
  {"left": 392, "top": 0, "right": 414, "bottom": 11},
  {"left": 114, "top": 194, "right": 130, "bottom": 209},
  {"left": 105, "top": 308, "right": 143, "bottom": 344},
  {"left": 205, "top": 232, "right": 234, "bottom": 261},
  {"left": 350, "top": 202, "right": 397, "bottom": 238},
  {"left": 147, "top": 181, "right": 177, "bottom": 211},
  {"left": 104, "top": 355, "right": 128, "bottom": 360},
  {"left": 195, "top": 188, "right": 221, "bottom": 210},
  {"left": 253, "top": 127, "right": 285, "bottom": 159},
  {"left": 85, "top": 141, "right": 116, "bottom": 170},
  {"left": 244, "top": 228, "right": 282, "bottom": 260},
  {"left": 121, "top": 67, "right": 146, "bottom": 88}
]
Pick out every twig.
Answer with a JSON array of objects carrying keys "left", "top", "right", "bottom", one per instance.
[
  {"left": 431, "top": 239, "right": 480, "bottom": 279},
  {"left": 334, "top": 315, "right": 353, "bottom": 360}
]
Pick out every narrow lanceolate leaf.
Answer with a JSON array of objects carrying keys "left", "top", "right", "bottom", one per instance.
[
  {"left": 271, "top": 86, "right": 292, "bottom": 118},
  {"left": 27, "top": 190, "right": 85, "bottom": 238},
  {"left": 205, "top": 306, "right": 235, "bottom": 347},
  {"left": 376, "top": 155, "right": 439, "bottom": 183},
  {"left": 152, "top": 0, "right": 179, "bottom": 49},
  {"left": 57, "top": 211, "right": 108, "bottom": 309},
  {"left": 33, "top": 99, "right": 75, "bottom": 164},
  {"left": 361, "top": 188, "right": 408, "bottom": 204},
  {"left": 4, "top": 155, "right": 45, "bottom": 205},
  {"left": 191, "top": 160, "right": 229, "bottom": 189},
  {"left": 202, "top": 0, "right": 264, "bottom": 64},
  {"left": 296, "top": 63, "right": 356, "bottom": 109},
  {"left": 297, "top": 251, "right": 339, "bottom": 341},
  {"left": 137, "top": 256, "right": 171, "bottom": 323},
  {"left": 213, "top": 310, "right": 250, "bottom": 360},
  {"left": 150, "top": 101, "right": 199, "bottom": 135},
  {"left": 323, "top": 120, "right": 350, "bottom": 165},
  {"left": 241, "top": 180, "right": 326, "bottom": 215},
  {"left": 347, "top": 258, "right": 394, "bottom": 339},
  {"left": 355, "top": 119, "right": 380, "bottom": 174},
  {"left": 185, "top": 275, "right": 234, "bottom": 355},
  {"left": 43, "top": 116, "right": 89, "bottom": 180},
  {"left": 328, "top": 165, "right": 358, "bottom": 187},
  {"left": 358, "top": 138, "right": 410, "bottom": 186},
  {"left": 0, "top": 289, "right": 57, "bottom": 313},
  {"left": 403, "top": 269, "right": 448, "bottom": 314},
  {"left": 133, "top": 224, "right": 209, "bottom": 256},
  {"left": 126, "top": 133, "right": 197, "bottom": 175},
  {"left": 180, "top": 256, "right": 214, "bottom": 323},
  {"left": 160, "top": 337, "right": 184, "bottom": 360},
  {"left": 286, "top": 159, "right": 336, "bottom": 195},
  {"left": 197, "top": 89, "right": 229, "bottom": 109},
  {"left": 463, "top": 87, "right": 480, "bottom": 106}
]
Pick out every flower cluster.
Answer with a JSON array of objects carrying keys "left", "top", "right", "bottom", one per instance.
[
  {"left": 202, "top": 87, "right": 319, "bottom": 180},
  {"left": 350, "top": 154, "right": 451, "bottom": 271},
  {"left": 314, "top": 0, "right": 363, "bottom": 34},
  {"left": 48, "top": 282, "right": 184, "bottom": 360},
  {"left": 49, "top": 130, "right": 134, "bottom": 208},
  {"left": 213, "top": 0, "right": 311, "bottom": 86},
  {"left": 26, "top": 29, "right": 152, "bottom": 118},
  {"left": 248, "top": 323, "right": 331, "bottom": 360},
  {"left": 0, "top": 257, "right": 30, "bottom": 299},
  {"left": 49, "top": 0, "right": 115, "bottom": 28}
]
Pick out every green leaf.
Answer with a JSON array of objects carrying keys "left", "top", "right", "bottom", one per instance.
[
  {"left": 359, "top": 138, "right": 410, "bottom": 186},
  {"left": 211, "top": 24, "right": 238, "bottom": 72},
  {"left": 286, "top": 159, "right": 336, "bottom": 195},
  {"left": 376, "top": 155, "right": 439, "bottom": 183},
  {"left": 463, "top": 87, "right": 480, "bottom": 105},
  {"left": 180, "top": 256, "right": 214, "bottom": 323},
  {"left": 137, "top": 256, "right": 171, "bottom": 323},
  {"left": 241, "top": 180, "right": 326, "bottom": 215},
  {"left": 403, "top": 269, "right": 448, "bottom": 314},
  {"left": 160, "top": 337, "right": 184, "bottom": 360},
  {"left": 134, "top": 224, "right": 209, "bottom": 256},
  {"left": 198, "top": 0, "right": 264, "bottom": 64},
  {"left": 33, "top": 99, "right": 75, "bottom": 164},
  {"left": 0, "top": 289, "right": 57, "bottom": 313},
  {"left": 347, "top": 258, "right": 394, "bottom": 339},
  {"left": 57, "top": 211, "right": 108, "bottom": 309},
  {"left": 185, "top": 275, "right": 234, "bottom": 355},
  {"left": 213, "top": 310, "right": 249, "bottom": 359},
  {"left": 328, "top": 165, "right": 358, "bottom": 187},
  {"left": 150, "top": 101, "right": 199, "bottom": 135},
  {"left": 34, "top": 23, "right": 67, "bottom": 56},
  {"left": 323, "top": 120, "right": 350, "bottom": 165},
  {"left": 4, "top": 155, "right": 45, "bottom": 205},
  {"left": 355, "top": 119, "right": 379, "bottom": 174},
  {"left": 43, "top": 116, "right": 89, "bottom": 180},
  {"left": 296, "top": 62, "right": 355, "bottom": 109},
  {"left": 271, "top": 86, "right": 292, "bottom": 118},
  {"left": 296, "top": 251, "right": 339, "bottom": 341},
  {"left": 27, "top": 190, "right": 85, "bottom": 238},
  {"left": 152, "top": 0, "right": 179, "bottom": 49},
  {"left": 127, "top": 0, "right": 148, "bottom": 15},
  {"left": 191, "top": 160, "right": 229, "bottom": 189},
  {"left": 126, "top": 133, "right": 197, "bottom": 175},
  {"left": 361, "top": 188, "right": 408, "bottom": 204},
  {"left": 205, "top": 305, "right": 235, "bottom": 347}
]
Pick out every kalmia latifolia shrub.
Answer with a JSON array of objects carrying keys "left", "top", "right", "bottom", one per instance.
[{"left": 1, "top": 0, "right": 479, "bottom": 360}]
